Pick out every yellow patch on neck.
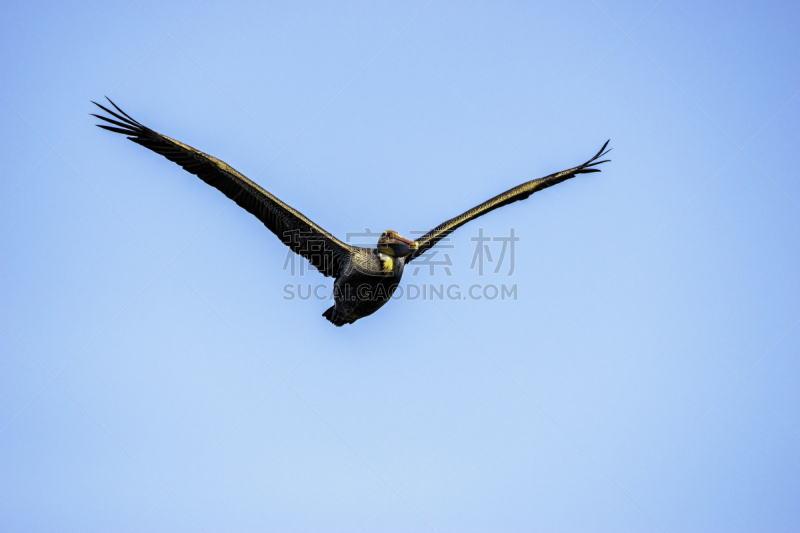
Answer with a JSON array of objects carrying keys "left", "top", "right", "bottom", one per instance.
[{"left": 379, "top": 252, "right": 394, "bottom": 272}]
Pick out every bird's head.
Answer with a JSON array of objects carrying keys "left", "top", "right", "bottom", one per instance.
[{"left": 377, "top": 230, "right": 418, "bottom": 257}]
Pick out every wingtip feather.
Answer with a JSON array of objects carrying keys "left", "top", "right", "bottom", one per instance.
[
  {"left": 105, "top": 96, "right": 144, "bottom": 127},
  {"left": 97, "top": 124, "right": 136, "bottom": 135}
]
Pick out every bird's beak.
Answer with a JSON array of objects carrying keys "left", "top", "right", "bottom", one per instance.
[
  {"left": 400, "top": 235, "right": 418, "bottom": 249},
  {"left": 388, "top": 234, "right": 418, "bottom": 256}
]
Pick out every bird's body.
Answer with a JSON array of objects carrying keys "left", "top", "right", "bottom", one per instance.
[
  {"left": 93, "top": 99, "right": 610, "bottom": 326},
  {"left": 325, "top": 249, "right": 407, "bottom": 326}
]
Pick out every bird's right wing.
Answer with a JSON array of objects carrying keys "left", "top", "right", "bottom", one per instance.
[
  {"left": 407, "top": 141, "right": 611, "bottom": 262},
  {"left": 93, "top": 98, "right": 354, "bottom": 278}
]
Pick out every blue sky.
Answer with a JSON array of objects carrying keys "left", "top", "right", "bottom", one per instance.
[{"left": 1, "top": 0, "right": 799, "bottom": 531}]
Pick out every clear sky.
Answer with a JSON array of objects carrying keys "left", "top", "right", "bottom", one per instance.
[{"left": 1, "top": 0, "right": 799, "bottom": 531}]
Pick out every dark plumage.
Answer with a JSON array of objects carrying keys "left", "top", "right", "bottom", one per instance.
[{"left": 93, "top": 98, "right": 610, "bottom": 326}]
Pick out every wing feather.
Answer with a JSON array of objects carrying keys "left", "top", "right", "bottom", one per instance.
[
  {"left": 407, "top": 142, "right": 611, "bottom": 262},
  {"left": 93, "top": 98, "right": 353, "bottom": 278}
]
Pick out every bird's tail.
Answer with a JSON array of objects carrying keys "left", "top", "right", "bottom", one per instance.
[{"left": 322, "top": 306, "right": 351, "bottom": 327}]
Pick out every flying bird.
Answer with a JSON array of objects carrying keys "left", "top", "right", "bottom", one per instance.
[{"left": 93, "top": 99, "right": 610, "bottom": 326}]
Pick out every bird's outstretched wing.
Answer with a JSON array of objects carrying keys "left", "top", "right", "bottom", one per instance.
[
  {"left": 407, "top": 141, "right": 611, "bottom": 263},
  {"left": 93, "top": 98, "right": 354, "bottom": 278}
]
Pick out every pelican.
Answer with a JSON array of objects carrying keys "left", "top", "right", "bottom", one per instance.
[{"left": 93, "top": 99, "right": 610, "bottom": 326}]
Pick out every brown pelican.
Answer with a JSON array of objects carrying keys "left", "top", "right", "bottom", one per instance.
[{"left": 93, "top": 99, "right": 610, "bottom": 326}]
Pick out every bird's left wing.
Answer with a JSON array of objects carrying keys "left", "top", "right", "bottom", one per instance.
[
  {"left": 92, "top": 98, "right": 354, "bottom": 278},
  {"left": 406, "top": 141, "right": 611, "bottom": 263}
]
